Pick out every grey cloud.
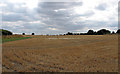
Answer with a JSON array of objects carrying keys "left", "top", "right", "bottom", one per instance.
[
  {"left": 2, "top": 1, "right": 27, "bottom": 13},
  {"left": 2, "top": 13, "right": 25, "bottom": 22},
  {"left": 2, "top": 2, "right": 39, "bottom": 22},
  {"left": 1, "top": 1, "right": 117, "bottom": 34},
  {"left": 96, "top": 3, "right": 107, "bottom": 11},
  {"left": 22, "top": 23, "right": 47, "bottom": 29},
  {"left": 35, "top": 2, "right": 86, "bottom": 33},
  {"left": 38, "top": 2, "right": 83, "bottom": 10},
  {"left": 36, "top": 2, "right": 83, "bottom": 18}
]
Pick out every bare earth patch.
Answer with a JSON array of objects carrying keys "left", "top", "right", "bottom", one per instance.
[{"left": 2, "top": 35, "right": 118, "bottom": 72}]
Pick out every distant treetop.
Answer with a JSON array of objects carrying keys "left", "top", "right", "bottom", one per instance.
[
  {"left": 97, "top": 29, "right": 111, "bottom": 35},
  {"left": 116, "top": 29, "right": 120, "bottom": 34},
  {"left": 65, "top": 29, "right": 112, "bottom": 35}
]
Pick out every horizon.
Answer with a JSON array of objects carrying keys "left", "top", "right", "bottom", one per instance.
[{"left": 1, "top": 28, "right": 118, "bottom": 35}]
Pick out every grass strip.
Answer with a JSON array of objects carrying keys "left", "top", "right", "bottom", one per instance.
[{"left": 1, "top": 37, "right": 31, "bottom": 43}]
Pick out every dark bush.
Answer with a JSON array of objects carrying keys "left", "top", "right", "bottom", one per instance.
[
  {"left": 22, "top": 33, "right": 25, "bottom": 35},
  {"left": 32, "top": 33, "right": 35, "bottom": 35},
  {"left": 112, "top": 31, "right": 115, "bottom": 34},
  {"left": 66, "top": 32, "right": 73, "bottom": 35},
  {"left": 0, "top": 29, "right": 13, "bottom": 35},
  {"left": 73, "top": 33, "right": 80, "bottom": 35},
  {"left": 80, "top": 33, "right": 87, "bottom": 35}
]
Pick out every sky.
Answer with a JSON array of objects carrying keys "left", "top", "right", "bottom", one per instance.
[{"left": 0, "top": 0, "right": 119, "bottom": 35}]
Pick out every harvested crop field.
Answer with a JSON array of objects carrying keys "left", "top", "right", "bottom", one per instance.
[{"left": 2, "top": 35, "right": 118, "bottom": 72}]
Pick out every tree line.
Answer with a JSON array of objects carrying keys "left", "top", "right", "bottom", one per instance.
[
  {"left": 0, "top": 29, "right": 35, "bottom": 35},
  {"left": 0, "top": 29, "right": 120, "bottom": 35},
  {"left": 65, "top": 29, "right": 120, "bottom": 35}
]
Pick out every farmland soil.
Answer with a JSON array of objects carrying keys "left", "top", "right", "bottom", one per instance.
[{"left": 2, "top": 35, "right": 118, "bottom": 72}]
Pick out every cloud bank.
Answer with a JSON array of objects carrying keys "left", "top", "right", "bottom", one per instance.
[{"left": 1, "top": 0, "right": 119, "bottom": 35}]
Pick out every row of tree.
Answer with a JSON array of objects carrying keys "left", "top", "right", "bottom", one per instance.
[
  {"left": 1, "top": 29, "right": 120, "bottom": 35},
  {"left": 0, "top": 29, "right": 35, "bottom": 35},
  {"left": 65, "top": 29, "right": 120, "bottom": 35},
  {"left": 22, "top": 33, "right": 35, "bottom": 35}
]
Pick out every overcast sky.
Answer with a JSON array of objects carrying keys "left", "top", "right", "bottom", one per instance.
[{"left": 0, "top": 0, "right": 119, "bottom": 35}]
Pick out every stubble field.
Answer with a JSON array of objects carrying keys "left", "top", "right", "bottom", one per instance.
[{"left": 2, "top": 35, "right": 118, "bottom": 72}]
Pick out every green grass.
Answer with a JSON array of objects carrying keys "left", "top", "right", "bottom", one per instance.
[{"left": 1, "top": 37, "right": 31, "bottom": 43}]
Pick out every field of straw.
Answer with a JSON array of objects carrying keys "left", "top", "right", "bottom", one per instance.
[{"left": 2, "top": 35, "right": 118, "bottom": 72}]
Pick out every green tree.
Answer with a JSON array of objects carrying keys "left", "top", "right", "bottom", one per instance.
[
  {"left": 66, "top": 32, "right": 73, "bottom": 35},
  {"left": 116, "top": 29, "right": 120, "bottom": 34},
  {"left": 22, "top": 33, "right": 25, "bottom": 35},
  {"left": 0, "top": 29, "right": 13, "bottom": 35},
  {"left": 112, "top": 31, "right": 115, "bottom": 34},
  {"left": 32, "top": 33, "right": 35, "bottom": 35},
  {"left": 87, "top": 30, "right": 95, "bottom": 35},
  {"left": 97, "top": 29, "right": 111, "bottom": 35}
]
